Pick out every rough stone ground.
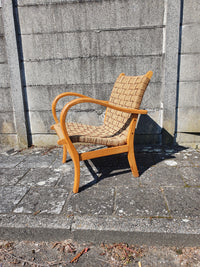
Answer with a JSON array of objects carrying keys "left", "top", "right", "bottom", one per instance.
[
  {"left": 0, "top": 239, "right": 200, "bottom": 266},
  {"left": 0, "top": 144, "right": 200, "bottom": 266}
]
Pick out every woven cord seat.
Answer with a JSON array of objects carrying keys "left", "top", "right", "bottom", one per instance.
[
  {"left": 52, "top": 122, "right": 128, "bottom": 146},
  {"left": 51, "top": 71, "right": 153, "bottom": 193}
]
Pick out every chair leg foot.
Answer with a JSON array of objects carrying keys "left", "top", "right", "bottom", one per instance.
[
  {"left": 128, "top": 150, "right": 139, "bottom": 177},
  {"left": 62, "top": 145, "right": 67, "bottom": 163}
]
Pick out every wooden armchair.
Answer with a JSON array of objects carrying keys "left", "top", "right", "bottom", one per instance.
[{"left": 51, "top": 71, "right": 153, "bottom": 193}]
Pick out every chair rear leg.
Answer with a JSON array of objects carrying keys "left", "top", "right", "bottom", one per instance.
[{"left": 128, "top": 147, "right": 139, "bottom": 177}]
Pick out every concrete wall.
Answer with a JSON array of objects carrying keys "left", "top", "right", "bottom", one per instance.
[
  {"left": 177, "top": 0, "right": 200, "bottom": 147},
  {"left": 0, "top": 0, "right": 199, "bottom": 148},
  {"left": 0, "top": 7, "right": 18, "bottom": 147},
  {"left": 16, "top": 0, "right": 165, "bottom": 146}
]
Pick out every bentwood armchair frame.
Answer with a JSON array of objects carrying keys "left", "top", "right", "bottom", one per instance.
[{"left": 51, "top": 71, "right": 153, "bottom": 193}]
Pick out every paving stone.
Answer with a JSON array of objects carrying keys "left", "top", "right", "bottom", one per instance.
[
  {"left": 56, "top": 161, "right": 98, "bottom": 189},
  {"left": 18, "top": 168, "right": 61, "bottom": 187},
  {"left": 163, "top": 187, "right": 200, "bottom": 218},
  {"left": 0, "top": 154, "right": 25, "bottom": 168},
  {"left": 17, "top": 154, "right": 56, "bottom": 168},
  {"left": 97, "top": 170, "right": 140, "bottom": 187},
  {"left": 13, "top": 187, "right": 70, "bottom": 215},
  {"left": 115, "top": 187, "right": 169, "bottom": 217},
  {"left": 64, "top": 187, "right": 115, "bottom": 216},
  {"left": 175, "top": 149, "right": 200, "bottom": 167},
  {"left": 179, "top": 167, "right": 200, "bottom": 186},
  {"left": 0, "top": 168, "right": 30, "bottom": 186},
  {"left": 140, "top": 166, "right": 185, "bottom": 187},
  {"left": 0, "top": 186, "right": 29, "bottom": 213},
  {"left": 187, "top": 151, "right": 200, "bottom": 167}
]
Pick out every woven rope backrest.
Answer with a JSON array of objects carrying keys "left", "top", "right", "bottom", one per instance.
[{"left": 104, "top": 73, "right": 150, "bottom": 135}]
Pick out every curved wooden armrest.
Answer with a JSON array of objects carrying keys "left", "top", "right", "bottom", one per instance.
[
  {"left": 60, "top": 97, "right": 147, "bottom": 144},
  {"left": 52, "top": 92, "right": 91, "bottom": 123}
]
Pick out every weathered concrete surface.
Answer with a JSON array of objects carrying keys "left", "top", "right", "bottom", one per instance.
[
  {"left": 2, "top": 0, "right": 28, "bottom": 148},
  {"left": 177, "top": 107, "right": 200, "bottom": 133},
  {"left": 0, "top": 145, "right": 200, "bottom": 246},
  {"left": 0, "top": 0, "right": 200, "bottom": 148},
  {"left": 177, "top": 0, "right": 200, "bottom": 146},
  {"left": 17, "top": 0, "right": 164, "bottom": 33},
  {"left": 181, "top": 25, "right": 200, "bottom": 54},
  {"left": 24, "top": 56, "right": 162, "bottom": 86},
  {"left": 182, "top": 0, "right": 200, "bottom": 24},
  {"left": 0, "top": 6, "right": 18, "bottom": 147},
  {"left": 21, "top": 28, "right": 163, "bottom": 60},
  {"left": 0, "top": 112, "right": 16, "bottom": 134}
]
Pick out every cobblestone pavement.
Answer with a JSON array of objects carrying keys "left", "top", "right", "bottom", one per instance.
[{"left": 0, "top": 145, "right": 200, "bottom": 248}]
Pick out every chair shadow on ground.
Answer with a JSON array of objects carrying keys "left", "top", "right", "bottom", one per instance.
[{"left": 70, "top": 115, "right": 187, "bottom": 192}]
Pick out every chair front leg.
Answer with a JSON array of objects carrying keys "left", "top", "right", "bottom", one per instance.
[
  {"left": 62, "top": 144, "right": 67, "bottom": 163},
  {"left": 128, "top": 146, "right": 139, "bottom": 177},
  {"left": 127, "top": 115, "right": 139, "bottom": 177},
  {"left": 70, "top": 149, "right": 80, "bottom": 193}
]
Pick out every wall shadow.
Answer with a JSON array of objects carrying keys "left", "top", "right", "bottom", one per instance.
[{"left": 78, "top": 115, "right": 187, "bottom": 192}]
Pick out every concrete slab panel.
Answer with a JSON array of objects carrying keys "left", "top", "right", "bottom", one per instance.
[
  {"left": 0, "top": 37, "right": 6, "bottom": 62},
  {"left": 0, "top": 10, "right": 3, "bottom": 34},
  {"left": 0, "top": 186, "right": 29, "bottom": 213},
  {"left": 115, "top": 187, "right": 169, "bottom": 217},
  {"left": 18, "top": 168, "right": 62, "bottom": 187},
  {"left": 140, "top": 82, "right": 162, "bottom": 110},
  {"left": 139, "top": 165, "right": 185, "bottom": 187},
  {"left": 181, "top": 25, "right": 200, "bottom": 54},
  {"left": 178, "top": 82, "right": 200, "bottom": 108},
  {"left": 56, "top": 160, "right": 100, "bottom": 189},
  {"left": 31, "top": 134, "right": 59, "bottom": 146},
  {"left": 136, "top": 111, "right": 162, "bottom": 134},
  {"left": 177, "top": 107, "right": 200, "bottom": 132},
  {"left": 0, "top": 168, "right": 30, "bottom": 186},
  {"left": 26, "top": 84, "right": 98, "bottom": 111},
  {"left": 0, "top": 133, "right": 18, "bottom": 148},
  {"left": 176, "top": 133, "right": 200, "bottom": 148},
  {"left": 26, "top": 82, "right": 161, "bottom": 112},
  {"left": 21, "top": 28, "right": 163, "bottom": 60},
  {"left": 24, "top": 56, "right": 162, "bottom": 86},
  {"left": 29, "top": 110, "right": 103, "bottom": 135},
  {"left": 179, "top": 167, "right": 200, "bottom": 186},
  {"left": 0, "top": 111, "right": 16, "bottom": 133},
  {"left": 163, "top": 187, "right": 200, "bottom": 218},
  {"left": 183, "top": 0, "right": 200, "bottom": 24},
  {"left": 17, "top": 153, "right": 56, "bottom": 168},
  {"left": 134, "top": 134, "right": 161, "bottom": 145},
  {"left": 0, "top": 154, "right": 25, "bottom": 168},
  {"left": 13, "top": 187, "right": 70, "bottom": 214},
  {"left": 0, "top": 87, "right": 13, "bottom": 112},
  {"left": 180, "top": 54, "right": 200, "bottom": 82},
  {"left": 0, "top": 63, "right": 10, "bottom": 87},
  {"left": 0, "top": 214, "right": 73, "bottom": 241},
  {"left": 64, "top": 186, "right": 114, "bottom": 215},
  {"left": 174, "top": 149, "right": 200, "bottom": 167},
  {"left": 18, "top": 0, "right": 164, "bottom": 33}
]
